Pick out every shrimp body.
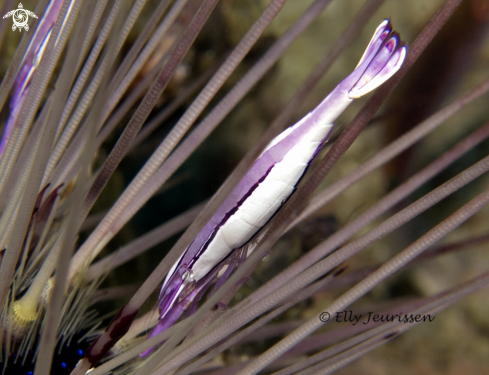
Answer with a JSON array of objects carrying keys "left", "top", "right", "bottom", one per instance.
[{"left": 142, "top": 19, "right": 407, "bottom": 355}]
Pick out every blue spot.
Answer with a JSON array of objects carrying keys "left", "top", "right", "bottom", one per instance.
[
  {"left": 27, "top": 372, "right": 33, "bottom": 375},
  {"left": 61, "top": 362, "right": 67, "bottom": 368},
  {"left": 78, "top": 349, "right": 83, "bottom": 356}
]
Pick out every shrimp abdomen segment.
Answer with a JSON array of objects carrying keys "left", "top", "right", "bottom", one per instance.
[{"left": 190, "top": 123, "right": 333, "bottom": 281}]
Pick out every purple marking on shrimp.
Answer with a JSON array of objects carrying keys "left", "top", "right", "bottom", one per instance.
[{"left": 140, "top": 258, "right": 226, "bottom": 357}]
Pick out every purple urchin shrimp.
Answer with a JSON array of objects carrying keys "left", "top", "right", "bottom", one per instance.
[{"left": 141, "top": 19, "right": 406, "bottom": 356}]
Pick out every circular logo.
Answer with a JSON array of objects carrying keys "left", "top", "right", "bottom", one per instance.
[{"left": 3, "top": 3, "right": 38, "bottom": 32}]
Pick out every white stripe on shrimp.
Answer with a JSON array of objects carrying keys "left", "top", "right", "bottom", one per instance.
[{"left": 191, "top": 121, "right": 334, "bottom": 281}]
